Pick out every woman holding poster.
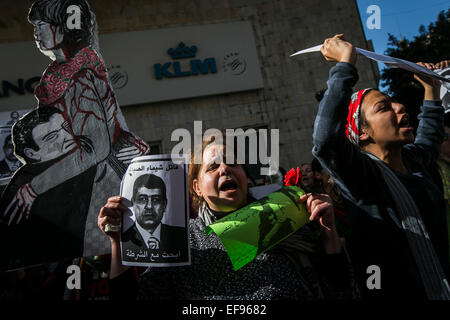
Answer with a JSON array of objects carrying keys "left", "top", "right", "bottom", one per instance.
[{"left": 99, "top": 135, "right": 358, "bottom": 300}]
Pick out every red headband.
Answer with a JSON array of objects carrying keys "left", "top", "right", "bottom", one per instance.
[{"left": 345, "top": 88, "right": 372, "bottom": 145}]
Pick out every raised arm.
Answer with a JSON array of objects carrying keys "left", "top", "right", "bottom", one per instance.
[
  {"left": 404, "top": 62, "right": 444, "bottom": 166},
  {"left": 312, "top": 35, "right": 376, "bottom": 202},
  {"left": 98, "top": 196, "right": 130, "bottom": 279}
]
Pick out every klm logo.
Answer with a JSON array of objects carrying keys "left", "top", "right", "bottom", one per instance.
[{"left": 154, "top": 42, "right": 217, "bottom": 80}]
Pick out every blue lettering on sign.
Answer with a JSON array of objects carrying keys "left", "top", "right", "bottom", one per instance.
[
  {"left": 154, "top": 42, "right": 217, "bottom": 80},
  {"left": 154, "top": 58, "right": 217, "bottom": 80},
  {"left": 154, "top": 62, "right": 173, "bottom": 79},
  {"left": 191, "top": 58, "right": 217, "bottom": 75},
  {"left": 173, "top": 61, "right": 191, "bottom": 77}
]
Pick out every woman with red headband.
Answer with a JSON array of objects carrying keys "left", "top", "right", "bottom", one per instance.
[{"left": 312, "top": 34, "right": 450, "bottom": 300}]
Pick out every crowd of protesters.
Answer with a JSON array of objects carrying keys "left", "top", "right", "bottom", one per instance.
[
  {"left": 1, "top": 34, "right": 450, "bottom": 301},
  {"left": 97, "top": 35, "right": 450, "bottom": 300}
]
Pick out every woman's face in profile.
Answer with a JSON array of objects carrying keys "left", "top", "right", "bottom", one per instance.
[
  {"left": 32, "top": 20, "right": 64, "bottom": 52},
  {"left": 301, "top": 163, "right": 314, "bottom": 188},
  {"left": 193, "top": 144, "right": 248, "bottom": 213}
]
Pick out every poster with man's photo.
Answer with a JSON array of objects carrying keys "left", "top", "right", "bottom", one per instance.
[
  {"left": 0, "top": 110, "right": 31, "bottom": 186},
  {"left": 120, "top": 155, "right": 190, "bottom": 267}
]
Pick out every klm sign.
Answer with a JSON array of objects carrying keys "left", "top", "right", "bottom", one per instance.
[{"left": 154, "top": 42, "right": 217, "bottom": 80}]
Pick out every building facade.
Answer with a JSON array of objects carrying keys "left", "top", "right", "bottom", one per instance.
[{"left": 0, "top": 0, "right": 378, "bottom": 183}]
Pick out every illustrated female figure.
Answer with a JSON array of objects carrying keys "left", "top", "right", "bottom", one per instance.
[{"left": 4, "top": 0, "right": 149, "bottom": 257}]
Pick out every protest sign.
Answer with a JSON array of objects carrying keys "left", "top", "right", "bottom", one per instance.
[
  {"left": 436, "top": 67, "right": 450, "bottom": 111},
  {"left": 0, "top": 0, "right": 149, "bottom": 271},
  {"left": 0, "top": 110, "right": 30, "bottom": 186},
  {"left": 120, "top": 155, "right": 190, "bottom": 267},
  {"left": 206, "top": 186, "right": 309, "bottom": 271}
]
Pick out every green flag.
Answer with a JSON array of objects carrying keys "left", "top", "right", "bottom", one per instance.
[{"left": 206, "top": 186, "right": 310, "bottom": 270}]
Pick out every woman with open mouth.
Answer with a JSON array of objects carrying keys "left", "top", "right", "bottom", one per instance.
[
  {"left": 98, "top": 134, "right": 359, "bottom": 300},
  {"left": 313, "top": 34, "right": 450, "bottom": 300}
]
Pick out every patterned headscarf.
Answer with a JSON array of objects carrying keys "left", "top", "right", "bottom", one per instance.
[{"left": 345, "top": 88, "right": 372, "bottom": 145}]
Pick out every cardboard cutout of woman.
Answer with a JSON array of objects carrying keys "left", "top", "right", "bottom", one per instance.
[{"left": 1, "top": 0, "right": 149, "bottom": 265}]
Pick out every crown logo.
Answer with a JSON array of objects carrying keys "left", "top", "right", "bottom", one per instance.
[{"left": 167, "top": 42, "right": 198, "bottom": 59}]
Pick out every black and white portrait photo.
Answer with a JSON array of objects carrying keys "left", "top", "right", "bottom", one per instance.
[
  {"left": 120, "top": 155, "right": 190, "bottom": 267},
  {"left": 0, "top": 110, "right": 29, "bottom": 184}
]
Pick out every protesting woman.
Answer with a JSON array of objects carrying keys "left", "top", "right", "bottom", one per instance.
[
  {"left": 98, "top": 135, "right": 358, "bottom": 299},
  {"left": 312, "top": 34, "right": 450, "bottom": 300}
]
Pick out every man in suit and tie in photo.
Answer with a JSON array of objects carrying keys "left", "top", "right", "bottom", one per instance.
[
  {"left": 122, "top": 173, "right": 188, "bottom": 263},
  {"left": 0, "top": 135, "right": 21, "bottom": 178}
]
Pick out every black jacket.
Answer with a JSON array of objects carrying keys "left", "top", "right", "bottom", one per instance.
[{"left": 121, "top": 222, "right": 188, "bottom": 264}]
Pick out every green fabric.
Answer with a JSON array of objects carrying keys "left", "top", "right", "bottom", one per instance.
[{"left": 206, "top": 186, "right": 309, "bottom": 270}]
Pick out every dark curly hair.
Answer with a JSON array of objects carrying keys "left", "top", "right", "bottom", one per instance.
[
  {"left": 12, "top": 106, "right": 93, "bottom": 164},
  {"left": 132, "top": 174, "right": 167, "bottom": 204},
  {"left": 28, "top": 0, "right": 93, "bottom": 55},
  {"left": 12, "top": 107, "right": 62, "bottom": 163}
]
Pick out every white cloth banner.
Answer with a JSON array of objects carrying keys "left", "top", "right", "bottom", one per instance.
[{"left": 291, "top": 45, "right": 450, "bottom": 83}]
